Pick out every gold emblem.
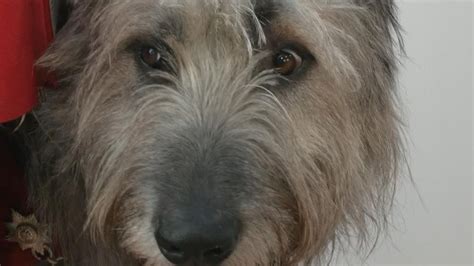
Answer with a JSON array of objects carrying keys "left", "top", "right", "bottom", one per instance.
[{"left": 5, "top": 210, "right": 63, "bottom": 265}]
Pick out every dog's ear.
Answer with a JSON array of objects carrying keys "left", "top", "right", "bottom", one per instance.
[
  {"left": 354, "top": 0, "right": 399, "bottom": 24},
  {"left": 354, "top": 0, "right": 403, "bottom": 43},
  {"left": 50, "top": 0, "right": 75, "bottom": 33},
  {"left": 40, "top": 0, "right": 90, "bottom": 77}
]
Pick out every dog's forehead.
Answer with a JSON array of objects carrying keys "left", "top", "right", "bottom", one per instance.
[
  {"left": 102, "top": 0, "right": 284, "bottom": 24},
  {"left": 146, "top": 0, "right": 277, "bottom": 10},
  {"left": 93, "top": 0, "right": 296, "bottom": 49},
  {"left": 92, "top": 0, "right": 349, "bottom": 53}
]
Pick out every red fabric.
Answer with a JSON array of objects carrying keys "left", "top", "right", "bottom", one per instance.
[
  {"left": 0, "top": 137, "right": 35, "bottom": 266},
  {"left": 0, "top": 0, "right": 54, "bottom": 123},
  {"left": 0, "top": 0, "right": 54, "bottom": 264}
]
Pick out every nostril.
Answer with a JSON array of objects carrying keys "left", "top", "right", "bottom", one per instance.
[
  {"left": 162, "top": 244, "right": 183, "bottom": 256},
  {"left": 204, "top": 247, "right": 224, "bottom": 257},
  {"left": 155, "top": 232, "right": 188, "bottom": 264},
  {"left": 159, "top": 247, "right": 186, "bottom": 264},
  {"left": 201, "top": 242, "right": 234, "bottom": 264},
  {"left": 203, "top": 246, "right": 227, "bottom": 261},
  {"left": 167, "top": 245, "right": 181, "bottom": 254}
]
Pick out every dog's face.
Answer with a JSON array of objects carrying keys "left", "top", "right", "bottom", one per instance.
[{"left": 34, "top": 0, "right": 402, "bottom": 265}]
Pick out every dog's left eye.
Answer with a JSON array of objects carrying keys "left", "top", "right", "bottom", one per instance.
[
  {"left": 140, "top": 47, "right": 164, "bottom": 69},
  {"left": 273, "top": 49, "right": 303, "bottom": 76}
]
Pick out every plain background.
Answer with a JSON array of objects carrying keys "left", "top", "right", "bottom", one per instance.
[{"left": 344, "top": 1, "right": 473, "bottom": 265}]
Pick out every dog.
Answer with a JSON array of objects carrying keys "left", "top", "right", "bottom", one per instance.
[{"left": 19, "top": 0, "right": 403, "bottom": 265}]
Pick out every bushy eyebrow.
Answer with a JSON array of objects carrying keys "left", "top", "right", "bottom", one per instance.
[
  {"left": 254, "top": 0, "right": 278, "bottom": 23},
  {"left": 245, "top": 0, "right": 280, "bottom": 48}
]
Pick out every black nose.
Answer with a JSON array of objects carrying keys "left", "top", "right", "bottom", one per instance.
[{"left": 155, "top": 208, "right": 240, "bottom": 265}]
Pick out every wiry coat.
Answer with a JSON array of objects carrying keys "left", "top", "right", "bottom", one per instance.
[{"left": 24, "top": 0, "right": 404, "bottom": 265}]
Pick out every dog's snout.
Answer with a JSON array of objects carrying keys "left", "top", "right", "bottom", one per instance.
[{"left": 156, "top": 208, "right": 240, "bottom": 265}]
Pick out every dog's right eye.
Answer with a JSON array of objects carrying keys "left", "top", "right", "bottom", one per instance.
[{"left": 140, "top": 47, "right": 164, "bottom": 69}]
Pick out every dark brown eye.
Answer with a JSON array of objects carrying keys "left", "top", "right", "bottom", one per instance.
[
  {"left": 273, "top": 49, "right": 303, "bottom": 75},
  {"left": 140, "top": 46, "right": 163, "bottom": 69}
]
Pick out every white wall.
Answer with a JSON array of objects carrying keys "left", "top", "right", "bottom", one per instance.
[{"left": 347, "top": 1, "right": 473, "bottom": 265}]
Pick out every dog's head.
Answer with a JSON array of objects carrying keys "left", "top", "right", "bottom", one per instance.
[{"left": 35, "top": 0, "right": 403, "bottom": 265}]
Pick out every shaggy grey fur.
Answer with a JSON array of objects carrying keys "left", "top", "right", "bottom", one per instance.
[{"left": 24, "top": 0, "right": 404, "bottom": 265}]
